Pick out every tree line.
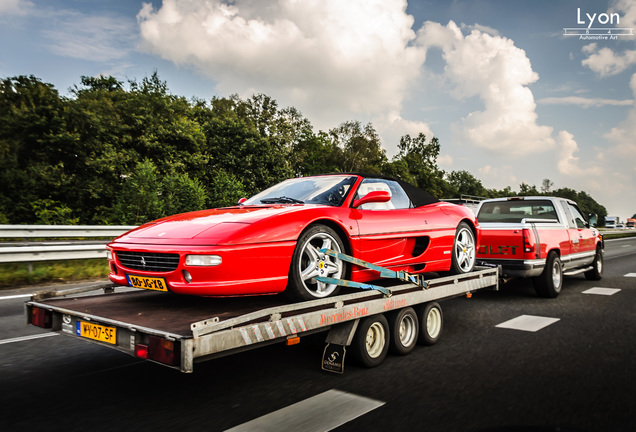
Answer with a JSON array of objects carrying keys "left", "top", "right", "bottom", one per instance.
[{"left": 0, "top": 74, "right": 607, "bottom": 226}]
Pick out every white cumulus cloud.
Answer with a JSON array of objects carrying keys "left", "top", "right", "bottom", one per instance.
[
  {"left": 137, "top": 0, "right": 427, "bottom": 140},
  {"left": 416, "top": 21, "right": 554, "bottom": 156}
]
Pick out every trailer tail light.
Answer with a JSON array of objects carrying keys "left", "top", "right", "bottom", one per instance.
[
  {"left": 523, "top": 229, "right": 536, "bottom": 254},
  {"left": 135, "top": 336, "right": 180, "bottom": 366},
  {"left": 29, "top": 307, "right": 52, "bottom": 329}
]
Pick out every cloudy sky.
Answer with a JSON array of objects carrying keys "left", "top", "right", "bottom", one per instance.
[{"left": 1, "top": 0, "right": 635, "bottom": 220}]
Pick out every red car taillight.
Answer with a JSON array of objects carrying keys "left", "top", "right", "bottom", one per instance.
[
  {"left": 29, "top": 307, "right": 52, "bottom": 329},
  {"left": 136, "top": 336, "right": 180, "bottom": 366},
  {"left": 523, "top": 229, "right": 536, "bottom": 254}
]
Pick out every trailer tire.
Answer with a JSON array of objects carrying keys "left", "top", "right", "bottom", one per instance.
[
  {"left": 417, "top": 302, "right": 443, "bottom": 346},
  {"left": 584, "top": 247, "right": 603, "bottom": 281},
  {"left": 286, "top": 224, "right": 346, "bottom": 301},
  {"left": 388, "top": 307, "right": 419, "bottom": 355},
  {"left": 450, "top": 222, "right": 476, "bottom": 274},
  {"left": 534, "top": 251, "right": 562, "bottom": 298},
  {"left": 351, "top": 315, "right": 389, "bottom": 368}
]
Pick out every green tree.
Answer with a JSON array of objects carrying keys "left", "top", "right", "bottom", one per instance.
[
  {"left": 328, "top": 121, "right": 387, "bottom": 173},
  {"left": 386, "top": 133, "right": 445, "bottom": 197}
]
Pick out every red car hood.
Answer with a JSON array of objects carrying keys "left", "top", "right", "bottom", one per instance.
[{"left": 111, "top": 206, "right": 304, "bottom": 245}]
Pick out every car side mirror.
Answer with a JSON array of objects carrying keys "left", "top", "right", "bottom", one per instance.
[
  {"left": 353, "top": 191, "right": 391, "bottom": 208},
  {"left": 237, "top": 197, "right": 247, "bottom": 204}
]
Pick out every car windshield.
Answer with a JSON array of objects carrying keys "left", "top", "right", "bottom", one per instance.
[
  {"left": 477, "top": 200, "right": 558, "bottom": 223},
  {"left": 242, "top": 176, "right": 357, "bottom": 206}
]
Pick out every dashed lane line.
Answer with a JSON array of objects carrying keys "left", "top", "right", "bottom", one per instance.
[
  {"left": 0, "top": 333, "right": 58, "bottom": 345},
  {"left": 0, "top": 294, "right": 33, "bottom": 301},
  {"left": 496, "top": 315, "right": 560, "bottom": 332},
  {"left": 624, "top": 273, "right": 636, "bottom": 277},
  {"left": 225, "top": 389, "right": 385, "bottom": 432},
  {"left": 583, "top": 288, "right": 621, "bottom": 296}
]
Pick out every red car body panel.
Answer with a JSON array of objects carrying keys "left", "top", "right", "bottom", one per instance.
[{"left": 107, "top": 175, "right": 478, "bottom": 296}]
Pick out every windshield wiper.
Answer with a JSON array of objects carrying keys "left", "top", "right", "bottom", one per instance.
[{"left": 260, "top": 196, "right": 304, "bottom": 204}]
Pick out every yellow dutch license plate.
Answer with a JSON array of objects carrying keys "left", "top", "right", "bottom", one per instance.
[
  {"left": 126, "top": 274, "right": 168, "bottom": 292},
  {"left": 76, "top": 321, "right": 117, "bottom": 345}
]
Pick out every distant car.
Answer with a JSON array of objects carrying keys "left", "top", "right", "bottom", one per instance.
[
  {"left": 107, "top": 173, "right": 478, "bottom": 301},
  {"left": 616, "top": 224, "right": 625, "bottom": 229}
]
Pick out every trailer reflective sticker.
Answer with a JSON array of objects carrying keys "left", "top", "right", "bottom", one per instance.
[
  {"left": 286, "top": 318, "right": 298, "bottom": 334},
  {"left": 297, "top": 317, "right": 307, "bottom": 332},
  {"left": 252, "top": 325, "right": 264, "bottom": 342},
  {"left": 239, "top": 328, "right": 252, "bottom": 345},
  {"left": 263, "top": 323, "right": 276, "bottom": 339},
  {"left": 276, "top": 321, "right": 287, "bottom": 337}
]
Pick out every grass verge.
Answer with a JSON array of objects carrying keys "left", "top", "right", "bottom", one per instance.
[{"left": 0, "top": 259, "right": 110, "bottom": 288}]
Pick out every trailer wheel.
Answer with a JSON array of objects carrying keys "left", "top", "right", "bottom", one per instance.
[
  {"left": 417, "top": 302, "right": 443, "bottom": 346},
  {"left": 450, "top": 222, "right": 476, "bottom": 274},
  {"left": 388, "top": 307, "right": 419, "bottom": 355},
  {"left": 351, "top": 315, "right": 389, "bottom": 368},
  {"left": 584, "top": 247, "right": 603, "bottom": 281},
  {"left": 286, "top": 224, "right": 346, "bottom": 301},
  {"left": 534, "top": 251, "right": 562, "bottom": 298}
]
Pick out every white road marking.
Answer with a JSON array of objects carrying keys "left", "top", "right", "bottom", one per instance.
[
  {"left": 496, "top": 315, "right": 560, "bottom": 332},
  {"left": 583, "top": 288, "right": 621, "bottom": 296},
  {"left": 624, "top": 273, "right": 636, "bottom": 277},
  {"left": 0, "top": 294, "right": 33, "bottom": 301},
  {"left": 0, "top": 333, "right": 58, "bottom": 345},
  {"left": 225, "top": 389, "right": 384, "bottom": 432}
]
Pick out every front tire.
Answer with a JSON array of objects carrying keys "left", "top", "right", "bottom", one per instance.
[
  {"left": 584, "top": 247, "right": 603, "bottom": 281},
  {"left": 534, "top": 251, "right": 562, "bottom": 298},
  {"left": 351, "top": 315, "right": 390, "bottom": 368},
  {"left": 286, "top": 224, "right": 346, "bottom": 301},
  {"left": 450, "top": 222, "right": 476, "bottom": 274}
]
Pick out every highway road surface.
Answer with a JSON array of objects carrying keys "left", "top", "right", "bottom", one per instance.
[{"left": 1, "top": 237, "right": 635, "bottom": 432}]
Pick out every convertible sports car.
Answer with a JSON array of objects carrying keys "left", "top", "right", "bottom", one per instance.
[{"left": 107, "top": 173, "right": 478, "bottom": 301}]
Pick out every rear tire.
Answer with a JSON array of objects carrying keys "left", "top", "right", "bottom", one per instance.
[
  {"left": 534, "top": 251, "right": 562, "bottom": 298},
  {"left": 584, "top": 247, "right": 603, "bottom": 281},
  {"left": 388, "top": 307, "right": 419, "bottom": 355},
  {"left": 450, "top": 222, "right": 476, "bottom": 274},
  {"left": 351, "top": 315, "right": 390, "bottom": 368},
  {"left": 417, "top": 302, "right": 443, "bottom": 346}
]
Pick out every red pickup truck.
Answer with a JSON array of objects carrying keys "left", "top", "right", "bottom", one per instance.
[{"left": 475, "top": 197, "right": 604, "bottom": 297}]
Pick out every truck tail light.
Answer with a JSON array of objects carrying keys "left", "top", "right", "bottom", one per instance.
[
  {"left": 136, "top": 336, "right": 180, "bottom": 366},
  {"left": 29, "top": 307, "right": 52, "bottom": 329},
  {"left": 523, "top": 229, "right": 536, "bottom": 254}
]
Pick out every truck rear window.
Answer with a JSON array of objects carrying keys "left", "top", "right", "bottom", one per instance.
[{"left": 477, "top": 200, "right": 558, "bottom": 223}]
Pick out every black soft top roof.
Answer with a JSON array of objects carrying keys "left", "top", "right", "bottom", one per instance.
[{"left": 322, "top": 172, "right": 440, "bottom": 208}]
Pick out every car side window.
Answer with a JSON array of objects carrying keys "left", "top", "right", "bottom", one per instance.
[
  {"left": 568, "top": 204, "right": 588, "bottom": 229},
  {"left": 560, "top": 201, "right": 576, "bottom": 228},
  {"left": 355, "top": 179, "right": 412, "bottom": 210}
]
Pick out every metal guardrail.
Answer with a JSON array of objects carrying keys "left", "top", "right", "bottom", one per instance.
[{"left": 0, "top": 225, "right": 137, "bottom": 264}]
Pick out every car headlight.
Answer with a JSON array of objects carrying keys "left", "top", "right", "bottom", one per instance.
[{"left": 185, "top": 255, "right": 222, "bottom": 266}]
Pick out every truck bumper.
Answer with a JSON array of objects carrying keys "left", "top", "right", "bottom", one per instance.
[{"left": 476, "top": 258, "right": 545, "bottom": 278}]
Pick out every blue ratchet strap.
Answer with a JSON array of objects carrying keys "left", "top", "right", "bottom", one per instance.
[
  {"left": 318, "top": 249, "right": 429, "bottom": 291},
  {"left": 314, "top": 276, "right": 392, "bottom": 297}
]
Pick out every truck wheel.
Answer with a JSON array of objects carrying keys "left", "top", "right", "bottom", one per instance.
[
  {"left": 286, "top": 224, "right": 346, "bottom": 301},
  {"left": 417, "top": 302, "right": 443, "bottom": 346},
  {"left": 534, "top": 251, "right": 562, "bottom": 298},
  {"left": 388, "top": 307, "right": 419, "bottom": 355},
  {"left": 351, "top": 315, "right": 390, "bottom": 368},
  {"left": 450, "top": 222, "right": 476, "bottom": 274},
  {"left": 584, "top": 247, "right": 603, "bottom": 281}
]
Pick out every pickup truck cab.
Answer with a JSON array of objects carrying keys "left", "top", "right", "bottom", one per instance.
[{"left": 475, "top": 197, "right": 604, "bottom": 297}]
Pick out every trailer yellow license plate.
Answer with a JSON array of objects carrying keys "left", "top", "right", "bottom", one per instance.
[
  {"left": 77, "top": 321, "right": 116, "bottom": 345},
  {"left": 126, "top": 275, "right": 168, "bottom": 292}
]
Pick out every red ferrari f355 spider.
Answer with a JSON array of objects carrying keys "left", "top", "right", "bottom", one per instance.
[{"left": 107, "top": 173, "right": 478, "bottom": 301}]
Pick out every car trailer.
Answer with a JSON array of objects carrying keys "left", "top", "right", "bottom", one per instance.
[{"left": 26, "top": 255, "right": 498, "bottom": 373}]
